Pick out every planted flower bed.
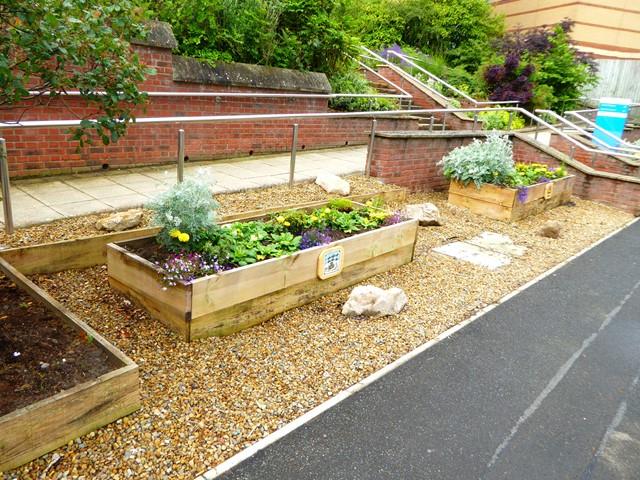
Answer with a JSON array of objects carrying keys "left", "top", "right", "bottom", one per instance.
[
  {"left": 0, "top": 257, "right": 139, "bottom": 472},
  {"left": 107, "top": 182, "right": 418, "bottom": 340},
  {"left": 441, "top": 133, "right": 574, "bottom": 221}
]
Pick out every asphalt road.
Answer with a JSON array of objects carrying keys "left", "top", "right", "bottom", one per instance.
[{"left": 220, "top": 220, "right": 640, "bottom": 480}]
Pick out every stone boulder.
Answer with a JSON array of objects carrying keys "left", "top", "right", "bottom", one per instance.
[
  {"left": 402, "top": 202, "right": 442, "bottom": 226},
  {"left": 538, "top": 220, "right": 562, "bottom": 239},
  {"left": 315, "top": 172, "right": 350, "bottom": 196},
  {"left": 96, "top": 209, "right": 143, "bottom": 232},
  {"left": 342, "top": 285, "right": 408, "bottom": 317}
]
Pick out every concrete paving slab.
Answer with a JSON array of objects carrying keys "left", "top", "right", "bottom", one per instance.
[
  {"left": 433, "top": 241, "right": 512, "bottom": 269},
  {"left": 467, "top": 232, "right": 527, "bottom": 257},
  {"left": 80, "top": 184, "right": 138, "bottom": 199},
  {"left": 19, "top": 184, "right": 94, "bottom": 205},
  {"left": 50, "top": 200, "right": 113, "bottom": 217},
  {"left": 101, "top": 194, "right": 150, "bottom": 209},
  {"left": 64, "top": 177, "right": 120, "bottom": 189}
]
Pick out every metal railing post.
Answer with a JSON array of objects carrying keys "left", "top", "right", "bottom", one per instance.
[
  {"left": 0, "top": 139, "right": 14, "bottom": 235},
  {"left": 569, "top": 145, "right": 576, "bottom": 160},
  {"left": 177, "top": 129, "right": 185, "bottom": 183},
  {"left": 507, "top": 111, "right": 513, "bottom": 130},
  {"left": 429, "top": 116, "right": 435, "bottom": 132},
  {"left": 289, "top": 123, "right": 299, "bottom": 187},
  {"left": 365, "top": 119, "right": 377, "bottom": 177},
  {"left": 442, "top": 112, "right": 447, "bottom": 131},
  {"left": 473, "top": 113, "right": 478, "bottom": 131},
  {"left": 534, "top": 122, "right": 540, "bottom": 141}
]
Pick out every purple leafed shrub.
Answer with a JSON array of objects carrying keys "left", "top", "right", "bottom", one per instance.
[{"left": 484, "top": 53, "right": 535, "bottom": 106}]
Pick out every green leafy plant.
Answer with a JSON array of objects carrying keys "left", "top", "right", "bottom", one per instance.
[
  {"left": 439, "top": 132, "right": 515, "bottom": 187},
  {"left": 507, "top": 163, "right": 567, "bottom": 187},
  {"left": 329, "top": 70, "right": 397, "bottom": 112},
  {"left": 1, "top": 0, "right": 152, "bottom": 146},
  {"left": 479, "top": 110, "right": 526, "bottom": 130},
  {"left": 147, "top": 179, "right": 219, "bottom": 251}
]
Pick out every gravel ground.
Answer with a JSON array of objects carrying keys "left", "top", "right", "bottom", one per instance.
[
  {"left": 3, "top": 181, "right": 634, "bottom": 480},
  {"left": 0, "top": 176, "right": 396, "bottom": 249}
]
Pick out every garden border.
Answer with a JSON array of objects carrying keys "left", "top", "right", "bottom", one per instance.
[
  {"left": 0, "top": 188, "right": 406, "bottom": 276},
  {"left": 0, "top": 257, "right": 140, "bottom": 472}
]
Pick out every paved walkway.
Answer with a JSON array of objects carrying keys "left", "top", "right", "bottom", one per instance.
[
  {"left": 0, "top": 146, "right": 366, "bottom": 228},
  {"left": 213, "top": 220, "right": 640, "bottom": 480}
]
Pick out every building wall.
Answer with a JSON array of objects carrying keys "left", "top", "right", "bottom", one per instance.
[{"left": 490, "top": 1, "right": 640, "bottom": 60}]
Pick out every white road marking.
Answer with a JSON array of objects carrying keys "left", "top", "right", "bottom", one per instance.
[{"left": 487, "top": 278, "right": 640, "bottom": 469}]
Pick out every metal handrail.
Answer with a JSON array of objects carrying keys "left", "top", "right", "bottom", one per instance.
[
  {"left": 2, "top": 105, "right": 636, "bottom": 235},
  {"left": 28, "top": 89, "right": 411, "bottom": 100},
  {"left": 368, "top": 47, "right": 518, "bottom": 107},
  {"left": 351, "top": 57, "right": 413, "bottom": 99},
  {"left": 565, "top": 110, "right": 640, "bottom": 151},
  {"left": 536, "top": 109, "right": 640, "bottom": 154}
]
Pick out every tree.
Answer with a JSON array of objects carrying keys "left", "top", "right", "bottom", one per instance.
[{"left": 0, "top": 0, "right": 151, "bottom": 145}]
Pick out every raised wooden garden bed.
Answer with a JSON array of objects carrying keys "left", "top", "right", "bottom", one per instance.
[
  {"left": 106, "top": 217, "right": 419, "bottom": 341},
  {"left": 0, "top": 257, "right": 140, "bottom": 472},
  {"left": 448, "top": 175, "right": 575, "bottom": 222}
]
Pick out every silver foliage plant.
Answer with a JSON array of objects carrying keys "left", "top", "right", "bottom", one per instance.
[
  {"left": 438, "top": 132, "right": 515, "bottom": 188},
  {"left": 147, "top": 179, "right": 218, "bottom": 246}
]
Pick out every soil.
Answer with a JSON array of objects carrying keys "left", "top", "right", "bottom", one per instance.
[{"left": 0, "top": 275, "right": 115, "bottom": 416}]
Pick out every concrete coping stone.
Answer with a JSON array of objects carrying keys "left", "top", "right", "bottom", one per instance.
[
  {"left": 131, "top": 21, "right": 178, "bottom": 50},
  {"left": 172, "top": 56, "right": 331, "bottom": 93}
]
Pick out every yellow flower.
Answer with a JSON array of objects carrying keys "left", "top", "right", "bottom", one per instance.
[
  {"left": 310, "top": 215, "right": 318, "bottom": 222},
  {"left": 365, "top": 200, "right": 373, "bottom": 206},
  {"left": 256, "top": 254, "right": 265, "bottom": 260},
  {"left": 178, "top": 232, "right": 190, "bottom": 242},
  {"left": 284, "top": 221, "right": 291, "bottom": 227},
  {"left": 324, "top": 208, "right": 331, "bottom": 214},
  {"left": 276, "top": 215, "right": 285, "bottom": 223},
  {"left": 169, "top": 229, "right": 181, "bottom": 238}
]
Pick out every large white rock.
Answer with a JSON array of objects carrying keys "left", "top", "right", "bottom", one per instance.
[
  {"left": 403, "top": 202, "right": 442, "bottom": 226},
  {"left": 315, "top": 172, "right": 350, "bottom": 196},
  {"left": 95, "top": 209, "right": 143, "bottom": 232},
  {"left": 342, "top": 285, "right": 408, "bottom": 317}
]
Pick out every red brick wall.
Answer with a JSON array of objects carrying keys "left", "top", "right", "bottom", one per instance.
[
  {"left": 549, "top": 134, "right": 640, "bottom": 177},
  {"left": 1, "top": 45, "right": 420, "bottom": 177},
  {"left": 369, "top": 132, "right": 640, "bottom": 214},
  {"left": 366, "top": 67, "right": 475, "bottom": 130},
  {"left": 623, "top": 127, "right": 640, "bottom": 143}
]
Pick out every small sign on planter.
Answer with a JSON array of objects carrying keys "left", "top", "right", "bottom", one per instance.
[{"left": 317, "top": 246, "right": 344, "bottom": 279}]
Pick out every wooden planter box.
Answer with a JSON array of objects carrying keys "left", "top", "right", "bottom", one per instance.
[
  {"left": 448, "top": 175, "right": 575, "bottom": 222},
  {"left": 106, "top": 219, "right": 419, "bottom": 341},
  {"left": 0, "top": 258, "right": 140, "bottom": 472}
]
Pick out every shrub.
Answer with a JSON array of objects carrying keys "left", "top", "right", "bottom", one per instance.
[
  {"left": 329, "top": 70, "right": 397, "bottom": 112},
  {"left": 147, "top": 179, "right": 219, "bottom": 251},
  {"left": 479, "top": 110, "right": 526, "bottom": 130},
  {"left": 439, "top": 132, "right": 515, "bottom": 187}
]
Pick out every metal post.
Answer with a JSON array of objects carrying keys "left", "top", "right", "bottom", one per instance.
[
  {"left": 365, "top": 119, "right": 377, "bottom": 177},
  {"left": 569, "top": 145, "right": 576, "bottom": 160},
  {"left": 442, "top": 112, "right": 447, "bottom": 131},
  {"left": 507, "top": 111, "right": 513, "bottom": 130},
  {"left": 429, "top": 116, "right": 435, "bottom": 132},
  {"left": 177, "top": 129, "right": 185, "bottom": 183},
  {"left": 473, "top": 113, "right": 478, "bottom": 131},
  {"left": 289, "top": 123, "right": 299, "bottom": 187},
  {"left": 534, "top": 122, "right": 540, "bottom": 141},
  {"left": 0, "top": 139, "right": 14, "bottom": 235}
]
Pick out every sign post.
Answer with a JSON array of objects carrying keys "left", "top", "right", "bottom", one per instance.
[{"left": 593, "top": 97, "right": 631, "bottom": 148}]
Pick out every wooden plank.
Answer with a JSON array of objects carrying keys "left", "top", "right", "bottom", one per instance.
[
  {"left": 189, "top": 244, "right": 415, "bottom": 339},
  {"left": 511, "top": 177, "right": 576, "bottom": 221},
  {"left": 0, "top": 188, "right": 406, "bottom": 276},
  {"left": 0, "top": 227, "right": 161, "bottom": 276},
  {"left": 448, "top": 192, "right": 513, "bottom": 221},
  {"left": 0, "top": 257, "right": 134, "bottom": 367},
  {"left": 0, "top": 365, "right": 139, "bottom": 472},
  {"left": 449, "top": 181, "right": 516, "bottom": 207},
  {"left": 107, "top": 245, "right": 191, "bottom": 341},
  {"left": 0, "top": 256, "right": 140, "bottom": 471},
  {"left": 190, "top": 220, "right": 418, "bottom": 316}
]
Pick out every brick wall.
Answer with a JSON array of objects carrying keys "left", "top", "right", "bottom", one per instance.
[
  {"left": 369, "top": 131, "right": 640, "bottom": 214},
  {"left": 365, "top": 67, "right": 475, "bottom": 130},
  {"left": 1, "top": 40, "right": 420, "bottom": 177},
  {"left": 548, "top": 134, "right": 640, "bottom": 177}
]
